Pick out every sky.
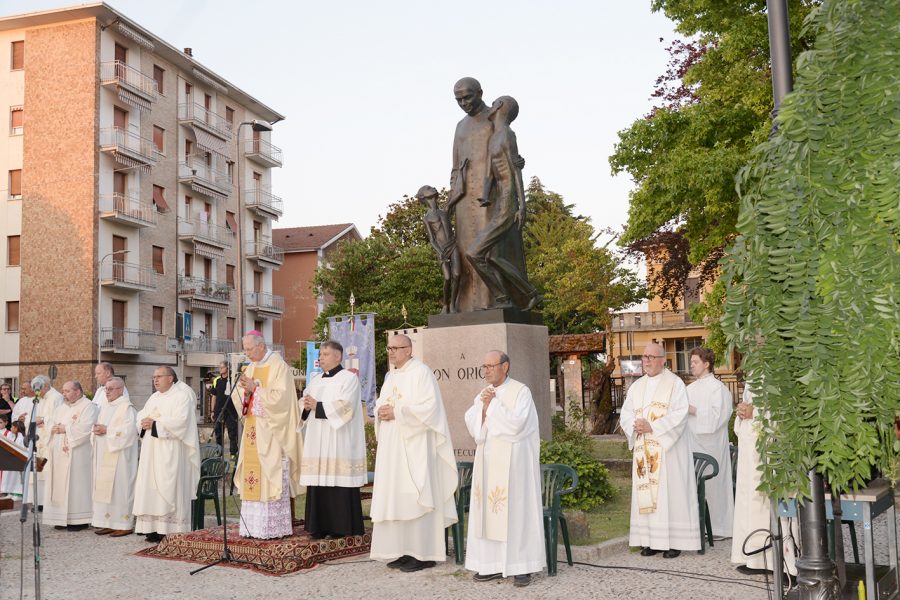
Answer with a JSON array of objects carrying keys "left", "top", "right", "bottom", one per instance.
[{"left": 2, "top": 0, "right": 679, "bottom": 239}]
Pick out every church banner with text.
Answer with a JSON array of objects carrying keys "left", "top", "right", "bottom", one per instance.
[{"left": 328, "top": 314, "right": 376, "bottom": 416}]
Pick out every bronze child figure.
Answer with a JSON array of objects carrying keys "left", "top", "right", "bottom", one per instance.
[{"left": 416, "top": 185, "right": 461, "bottom": 314}]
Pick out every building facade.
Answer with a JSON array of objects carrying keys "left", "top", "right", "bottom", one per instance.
[{"left": 0, "top": 3, "right": 285, "bottom": 406}]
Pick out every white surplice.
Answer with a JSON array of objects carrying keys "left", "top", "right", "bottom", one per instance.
[
  {"left": 620, "top": 369, "right": 701, "bottom": 551},
  {"left": 11, "top": 395, "right": 34, "bottom": 424},
  {"left": 26, "top": 387, "right": 63, "bottom": 506},
  {"left": 300, "top": 369, "right": 367, "bottom": 488},
  {"left": 731, "top": 386, "right": 798, "bottom": 573},
  {"left": 43, "top": 396, "right": 99, "bottom": 526},
  {"left": 687, "top": 373, "right": 734, "bottom": 538},
  {"left": 133, "top": 384, "right": 201, "bottom": 535},
  {"left": 370, "top": 358, "right": 458, "bottom": 562},
  {"left": 91, "top": 395, "right": 138, "bottom": 530},
  {"left": 464, "top": 377, "right": 545, "bottom": 577}
]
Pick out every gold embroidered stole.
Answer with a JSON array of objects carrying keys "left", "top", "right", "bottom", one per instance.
[
  {"left": 632, "top": 373, "right": 675, "bottom": 514},
  {"left": 94, "top": 400, "right": 131, "bottom": 504},
  {"left": 471, "top": 379, "right": 524, "bottom": 542},
  {"left": 239, "top": 363, "right": 270, "bottom": 502}
]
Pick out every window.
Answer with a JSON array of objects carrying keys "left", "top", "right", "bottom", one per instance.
[
  {"left": 254, "top": 319, "right": 263, "bottom": 333},
  {"left": 7, "top": 235, "right": 20, "bottom": 266},
  {"left": 226, "top": 264, "right": 235, "bottom": 287},
  {"left": 152, "top": 306, "right": 164, "bottom": 335},
  {"left": 204, "top": 93, "right": 212, "bottom": 113},
  {"left": 10, "top": 107, "right": 23, "bottom": 135},
  {"left": 203, "top": 257, "right": 212, "bottom": 280},
  {"left": 152, "top": 125, "right": 164, "bottom": 153},
  {"left": 114, "top": 107, "right": 128, "bottom": 130},
  {"left": 5, "top": 301, "right": 18, "bottom": 332},
  {"left": 152, "top": 246, "right": 164, "bottom": 274},
  {"left": 152, "top": 185, "right": 165, "bottom": 209},
  {"left": 152, "top": 65, "right": 165, "bottom": 94},
  {"left": 225, "top": 211, "right": 237, "bottom": 232},
  {"left": 9, "top": 170, "right": 22, "bottom": 199},
  {"left": 253, "top": 271, "right": 262, "bottom": 292},
  {"left": 184, "top": 253, "right": 193, "bottom": 277},
  {"left": 10, "top": 41, "right": 23, "bottom": 70},
  {"left": 227, "top": 317, "right": 235, "bottom": 341},
  {"left": 225, "top": 106, "right": 234, "bottom": 128},
  {"left": 184, "top": 139, "right": 193, "bottom": 163},
  {"left": 684, "top": 277, "right": 701, "bottom": 308},
  {"left": 673, "top": 337, "right": 704, "bottom": 374},
  {"left": 226, "top": 160, "right": 234, "bottom": 183}
]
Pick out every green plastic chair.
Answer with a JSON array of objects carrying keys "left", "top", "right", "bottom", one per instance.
[
  {"left": 693, "top": 452, "right": 719, "bottom": 554},
  {"left": 200, "top": 443, "right": 223, "bottom": 461},
  {"left": 191, "top": 457, "right": 229, "bottom": 530},
  {"left": 445, "top": 461, "right": 473, "bottom": 564},
  {"left": 541, "top": 463, "right": 578, "bottom": 576},
  {"left": 827, "top": 519, "right": 860, "bottom": 563}
]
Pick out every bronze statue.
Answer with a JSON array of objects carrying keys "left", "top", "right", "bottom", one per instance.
[{"left": 416, "top": 185, "right": 461, "bottom": 314}]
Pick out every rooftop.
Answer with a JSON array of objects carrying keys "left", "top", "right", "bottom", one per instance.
[{"left": 273, "top": 223, "right": 360, "bottom": 252}]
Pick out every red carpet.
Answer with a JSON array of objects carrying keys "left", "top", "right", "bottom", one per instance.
[{"left": 135, "top": 522, "right": 371, "bottom": 576}]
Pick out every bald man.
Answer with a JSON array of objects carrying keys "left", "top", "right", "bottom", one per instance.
[{"left": 620, "top": 342, "right": 700, "bottom": 558}]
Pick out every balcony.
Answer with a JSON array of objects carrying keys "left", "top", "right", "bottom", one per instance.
[
  {"left": 178, "top": 158, "right": 232, "bottom": 200},
  {"left": 100, "top": 127, "right": 160, "bottom": 168},
  {"left": 99, "top": 261, "right": 157, "bottom": 292},
  {"left": 178, "top": 216, "right": 234, "bottom": 258},
  {"left": 245, "top": 291, "right": 284, "bottom": 318},
  {"left": 100, "top": 61, "right": 158, "bottom": 108},
  {"left": 245, "top": 188, "right": 284, "bottom": 219},
  {"left": 178, "top": 103, "right": 233, "bottom": 141},
  {"left": 178, "top": 276, "right": 233, "bottom": 311},
  {"left": 244, "top": 138, "right": 283, "bottom": 168},
  {"left": 186, "top": 336, "right": 236, "bottom": 354},
  {"left": 246, "top": 237, "right": 284, "bottom": 268},
  {"left": 99, "top": 193, "right": 157, "bottom": 228},
  {"left": 610, "top": 310, "right": 701, "bottom": 332},
  {"left": 99, "top": 328, "right": 162, "bottom": 354}
]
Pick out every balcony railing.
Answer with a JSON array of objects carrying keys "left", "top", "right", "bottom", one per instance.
[
  {"left": 178, "top": 216, "right": 234, "bottom": 249},
  {"left": 99, "top": 327, "right": 162, "bottom": 353},
  {"left": 100, "top": 61, "right": 158, "bottom": 103},
  {"left": 245, "top": 291, "right": 284, "bottom": 315},
  {"left": 245, "top": 237, "right": 285, "bottom": 266},
  {"left": 243, "top": 138, "right": 283, "bottom": 167},
  {"left": 98, "top": 193, "right": 157, "bottom": 227},
  {"left": 178, "top": 276, "right": 233, "bottom": 304},
  {"left": 178, "top": 103, "right": 233, "bottom": 140},
  {"left": 99, "top": 261, "right": 157, "bottom": 291},
  {"left": 610, "top": 310, "right": 699, "bottom": 332},
  {"left": 178, "top": 159, "right": 232, "bottom": 198},
  {"left": 187, "top": 336, "right": 236, "bottom": 354},
  {"left": 100, "top": 127, "right": 160, "bottom": 166},
  {"left": 244, "top": 188, "right": 284, "bottom": 218}
]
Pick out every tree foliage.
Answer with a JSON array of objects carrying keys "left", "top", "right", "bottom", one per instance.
[{"left": 722, "top": 0, "right": 899, "bottom": 498}]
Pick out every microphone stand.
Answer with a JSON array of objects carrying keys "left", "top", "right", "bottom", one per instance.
[
  {"left": 190, "top": 370, "right": 260, "bottom": 575},
  {"left": 19, "top": 395, "right": 42, "bottom": 600}
]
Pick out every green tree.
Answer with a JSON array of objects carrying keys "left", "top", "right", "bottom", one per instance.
[{"left": 722, "top": 0, "right": 899, "bottom": 498}]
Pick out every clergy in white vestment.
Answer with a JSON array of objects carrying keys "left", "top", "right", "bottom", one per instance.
[
  {"left": 464, "top": 350, "right": 545, "bottom": 588},
  {"left": 91, "top": 377, "right": 138, "bottom": 536},
  {"left": 300, "top": 340, "right": 366, "bottom": 538},
  {"left": 43, "top": 381, "right": 100, "bottom": 529},
  {"left": 370, "top": 335, "right": 458, "bottom": 573},
  {"left": 620, "top": 342, "right": 701, "bottom": 558},
  {"left": 232, "top": 331, "right": 303, "bottom": 540},
  {"left": 686, "top": 347, "right": 734, "bottom": 538},
  {"left": 91, "top": 362, "right": 129, "bottom": 409},
  {"left": 0, "top": 420, "right": 25, "bottom": 496},
  {"left": 731, "top": 384, "right": 798, "bottom": 575},
  {"left": 10, "top": 380, "right": 34, "bottom": 426},
  {"left": 28, "top": 375, "right": 64, "bottom": 507},
  {"left": 133, "top": 367, "right": 201, "bottom": 543}
]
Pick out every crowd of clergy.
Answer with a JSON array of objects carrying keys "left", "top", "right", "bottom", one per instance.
[{"left": 0, "top": 333, "right": 792, "bottom": 586}]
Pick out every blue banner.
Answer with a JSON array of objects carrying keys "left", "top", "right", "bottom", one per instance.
[
  {"left": 328, "top": 314, "right": 376, "bottom": 416},
  {"left": 305, "top": 341, "right": 322, "bottom": 382}
]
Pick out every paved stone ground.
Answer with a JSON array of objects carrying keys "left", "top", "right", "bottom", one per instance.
[{"left": 3, "top": 496, "right": 898, "bottom": 600}]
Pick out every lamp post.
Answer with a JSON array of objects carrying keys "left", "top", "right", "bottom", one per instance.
[
  {"left": 234, "top": 119, "right": 273, "bottom": 335},
  {"left": 97, "top": 249, "right": 131, "bottom": 367}
]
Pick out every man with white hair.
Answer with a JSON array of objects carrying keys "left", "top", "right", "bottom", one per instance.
[
  {"left": 44, "top": 381, "right": 100, "bottom": 530},
  {"left": 91, "top": 362, "right": 128, "bottom": 409},
  {"left": 133, "top": 367, "right": 201, "bottom": 543},
  {"left": 91, "top": 376, "right": 138, "bottom": 537},
  {"left": 27, "top": 375, "right": 63, "bottom": 507},
  {"left": 620, "top": 342, "right": 700, "bottom": 558},
  {"left": 232, "top": 331, "right": 303, "bottom": 539},
  {"left": 11, "top": 380, "right": 34, "bottom": 425}
]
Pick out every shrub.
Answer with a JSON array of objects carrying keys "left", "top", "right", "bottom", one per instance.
[{"left": 540, "top": 427, "right": 615, "bottom": 511}]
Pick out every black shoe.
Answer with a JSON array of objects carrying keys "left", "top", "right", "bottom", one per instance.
[
  {"left": 387, "top": 555, "right": 413, "bottom": 569},
  {"left": 399, "top": 558, "right": 436, "bottom": 572},
  {"left": 662, "top": 549, "right": 681, "bottom": 559},
  {"left": 513, "top": 574, "right": 532, "bottom": 587},
  {"left": 640, "top": 547, "right": 659, "bottom": 556},
  {"left": 53, "top": 525, "right": 66, "bottom": 530},
  {"left": 144, "top": 532, "right": 164, "bottom": 543},
  {"left": 473, "top": 572, "right": 503, "bottom": 582},
  {"left": 736, "top": 565, "right": 787, "bottom": 577},
  {"left": 67, "top": 524, "right": 89, "bottom": 531}
]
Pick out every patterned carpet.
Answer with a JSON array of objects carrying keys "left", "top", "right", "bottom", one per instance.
[{"left": 135, "top": 521, "right": 372, "bottom": 576}]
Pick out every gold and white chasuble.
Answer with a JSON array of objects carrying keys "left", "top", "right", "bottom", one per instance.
[{"left": 43, "top": 396, "right": 99, "bottom": 526}]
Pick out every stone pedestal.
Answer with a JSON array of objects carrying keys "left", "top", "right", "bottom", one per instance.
[{"left": 421, "top": 322, "right": 551, "bottom": 460}]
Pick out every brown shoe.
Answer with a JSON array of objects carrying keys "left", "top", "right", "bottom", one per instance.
[
  {"left": 109, "top": 529, "right": 134, "bottom": 537},
  {"left": 94, "top": 528, "right": 113, "bottom": 535}
]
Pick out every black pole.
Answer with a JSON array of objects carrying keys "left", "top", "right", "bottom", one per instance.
[{"left": 765, "top": 2, "right": 837, "bottom": 597}]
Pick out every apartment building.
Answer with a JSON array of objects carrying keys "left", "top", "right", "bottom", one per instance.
[{"left": 0, "top": 3, "right": 286, "bottom": 405}]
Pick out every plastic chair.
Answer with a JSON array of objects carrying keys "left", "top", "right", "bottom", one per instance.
[
  {"left": 693, "top": 452, "right": 719, "bottom": 555},
  {"left": 827, "top": 519, "right": 860, "bottom": 563},
  {"left": 445, "top": 461, "right": 473, "bottom": 564},
  {"left": 200, "top": 443, "right": 223, "bottom": 461},
  {"left": 729, "top": 444, "right": 738, "bottom": 498},
  {"left": 191, "top": 457, "right": 229, "bottom": 530},
  {"left": 541, "top": 463, "right": 578, "bottom": 576}
]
